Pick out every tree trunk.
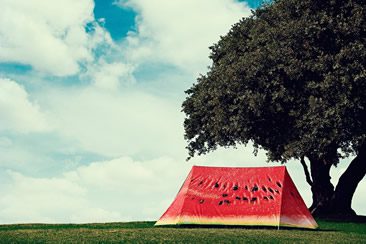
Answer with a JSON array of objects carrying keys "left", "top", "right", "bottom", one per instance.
[
  {"left": 332, "top": 143, "right": 366, "bottom": 216},
  {"left": 308, "top": 156, "right": 335, "bottom": 217}
]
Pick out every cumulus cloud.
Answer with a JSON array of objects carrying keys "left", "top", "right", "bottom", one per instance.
[
  {"left": 0, "top": 170, "right": 121, "bottom": 223},
  {"left": 117, "top": 0, "right": 251, "bottom": 76},
  {"left": 0, "top": 0, "right": 111, "bottom": 76},
  {"left": 88, "top": 61, "right": 136, "bottom": 90},
  {"left": 0, "top": 156, "right": 191, "bottom": 223},
  {"left": 37, "top": 86, "right": 185, "bottom": 158},
  {"left": 0, "top": 78, "right": 50, "bottom": 133},
  {"left": 70, "top": 0, "right": 252, "bottom": 90}
]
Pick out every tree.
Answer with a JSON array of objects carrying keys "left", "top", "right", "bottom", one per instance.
[{"left": 182, "top": 0, "right": 366, "bottom": 217}]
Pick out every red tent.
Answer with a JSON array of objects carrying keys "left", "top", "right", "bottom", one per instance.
[{"left": 155, "top": 166, "right": 317, "bottom": 229}]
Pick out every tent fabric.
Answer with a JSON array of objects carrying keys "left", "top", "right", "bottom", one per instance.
[{"left": 155, "top": 165, "right": 318, "bottom": 229}]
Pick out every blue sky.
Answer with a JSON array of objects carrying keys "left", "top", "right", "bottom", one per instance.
[
  {"left": 93, "top": 0, "right": 264, "bottom": 40},
  {"left": 94, "top": 0, "right": 136, "bottom": 40},
  {"left": 0, "top": 0, "right": 364, "bottom": 223}
]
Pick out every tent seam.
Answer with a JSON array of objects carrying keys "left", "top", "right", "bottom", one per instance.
[{"left": 278, "top": 166, "right": 286, "bottom": 229}]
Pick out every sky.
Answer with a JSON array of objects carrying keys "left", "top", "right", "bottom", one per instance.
[{"left": 0, "top": 0, "right": 364, "bottom": 224}]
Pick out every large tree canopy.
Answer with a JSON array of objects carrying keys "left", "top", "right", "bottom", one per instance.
[{"left": 182, "top": 0, "right": 366, "bottom": 217}]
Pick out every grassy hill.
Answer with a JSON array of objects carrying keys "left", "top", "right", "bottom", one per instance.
[{"left": 0, "top": 219, "right": 365, "bottom": 243}]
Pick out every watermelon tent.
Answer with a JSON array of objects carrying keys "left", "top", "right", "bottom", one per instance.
[{"left": 155, "top": 166, "right": 318, "bottom": 229}]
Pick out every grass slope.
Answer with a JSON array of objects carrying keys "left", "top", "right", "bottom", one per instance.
[{"left": 0, "top": 220, "right": 365, "bottom": 243}]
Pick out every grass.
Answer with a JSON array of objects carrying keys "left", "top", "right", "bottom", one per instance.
[{"left": 0, "top": 220, "right": 365, "bottom": 243}]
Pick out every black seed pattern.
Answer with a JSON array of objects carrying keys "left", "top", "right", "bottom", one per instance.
[
  {"left": 199, "top": 199, "right": 205, "bottom": 204},
  {"left": 243, "top": 197, "right": 248, "bottom": 201},
  {"left": 268, "top": 188, "right": 274, "bottom": 194},
  {"left": 233, "top": 185, "right": 239, "bottom": 191},
  {"left": 219, "top": 201, "right": 223, "bottom": 205},
  {"left": 263, "top": 196, "right": 269, "bottom": 201},
  {"left": 245, "top": 186, "right": 248, "bottom": 190},
  {"left": 275, "top": 189, "right": 280, "bottom": 194},
  {"left": 214, "top": 182, "right": 219, "bottom": 188},
  {"left": 198, "top": 181, "right": 203, "bottom": 186},
  {"left": 269, "top": 195, "right": 274, "bottom": 200},
  {"left": 276, "top": 182, "right": 282, "bottom": 188},
  {"left": 262, "top": 186, "right": 267, "bottom": 192},
  {"left": 251, "top": 197, "right": 257, "bottom": 202},
  {"left": 251, "top": 185, "right": 259, "bottom": 192},
  {"left": 268, "top": 177, "right": 272, "bottom": 182},
  {"left": 235, "top": 196, "right": 241, "bottom": 200},
  {"left": 224, "top": 200, "right": 231, "bottom": 204},
  {"left": 222, "top": 193, "right": 228, "bottom": 197}
]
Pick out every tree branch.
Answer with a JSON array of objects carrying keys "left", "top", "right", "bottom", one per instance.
[{"left": 300, "top": 156, "right": 313, "bottom": 186}]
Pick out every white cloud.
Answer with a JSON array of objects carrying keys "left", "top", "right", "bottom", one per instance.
[
  {"left": 89, "top": 61, "right": 136, "bottom": 90},
  {"left": 117, "top": 0, "right": 251, "bottom": 76},
  {"left": 0, "top": 156, "right": 191, "bottom": 223},
  {"left": 0, "top": 78, "right": 50, "bottom": 133},
  {"left": 38, "top": 86, "right": 185, "bottom": 158},
  {"left": 0, "top": 170, "right": 121, "bottom": 223},
  {"left": 77, "top": 0, "right": 252, "bottom": 105},
  {"left": 0, "top": 0, "right": 110, "bottom": 76},
  {"left": 0, "top": 137, "right": 12, "bottom": 147}
]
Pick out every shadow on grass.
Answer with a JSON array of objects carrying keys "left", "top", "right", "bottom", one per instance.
[
  {"left": 155, "top": 224, "right": 321, "bottom": 232},
  {"left": 317, "top": 215, "right": 366, "bottom": 223}
]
